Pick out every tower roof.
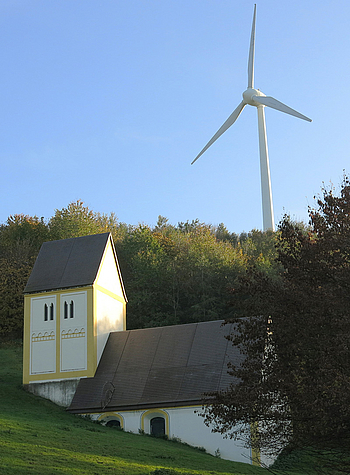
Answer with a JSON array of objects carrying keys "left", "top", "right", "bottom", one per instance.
[{"left": 24, "top": 233, "right": 121, "bottom": 294}]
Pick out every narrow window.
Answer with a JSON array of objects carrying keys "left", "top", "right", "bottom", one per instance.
[
  {"left": 64, "top": 301, "right": 68, "bottom": 319},
  {"left": 69, "top": 300, "right": 74, "bottom": 318},
  {"left": 50, "top": 303, "right": 54, "bottom": 321},
  {"left": 150, "top": 417, "right": 165, "bottom": 437},
  {"left": 44, "top": 304, "right": 48, "bottom": 322}
]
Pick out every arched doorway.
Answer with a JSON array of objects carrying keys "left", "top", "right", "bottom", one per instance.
[
  {"left": 98, "top": 413, "right": 124, "bottom": 429},
  {"left": 150, "top": 416, "right": 165, "bottom": 437},
  {"left": 141, "top": 409, "right": 169, "bottom": 437},
  {"left": 106, "top": 419, "right": 121, "bottom": 429}
]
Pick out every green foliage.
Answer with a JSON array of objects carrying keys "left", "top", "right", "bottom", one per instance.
[
  {"left": 150, "top": 469, "right": 199, "bottom": 475},
  {"left": 48, "top": 199, "right": 122, "bottom": 240},
  {"left": 271, "top": 445, "right": 350, "bottom": 475},
  {"left": 120, "top": 220, "right": 250, "bottom": 329},
  {"left": 0, "top": 202, "right": 278, "bottom": 337},
  {"left": 0, "top": 215, "right": 50, "bottom": 337},
  {"left": 0, "top": 258, "right": 31, "bottom": 337},
  {"left": 240, "top": 229, "right": 277, "bottom": 269},
  {"left": 151, "top": 469, "right": 179, "bottom": 475},
  {"left": 202, "top": 176, "right": 350, "bottom": 466},
  {"left": 0, "top": 214, "right": 50, "bottom": 253}
]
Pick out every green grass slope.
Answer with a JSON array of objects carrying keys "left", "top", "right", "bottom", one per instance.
[{"left": 0, "top": 343, "right": 270, "bottom": 475}]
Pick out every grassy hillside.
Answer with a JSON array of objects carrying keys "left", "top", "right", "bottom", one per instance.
[
  {"left": 1, "top": 342, "right": 346, "bottom": 474},
  {"left": 0, "top": 342, "right": 272, "bottom": 475}
]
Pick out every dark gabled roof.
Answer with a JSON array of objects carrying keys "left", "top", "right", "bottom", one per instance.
[
  {"left": 24, "top": 233, "right": 111, "bottom": 294},
  {"left": 68, "top": 320, "right": 243, "bottom": 413}
]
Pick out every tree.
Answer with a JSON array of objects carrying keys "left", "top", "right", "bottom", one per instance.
[
  {"left": 48, "top": 200, "right": 123, "bottom": 240},
  {"left": 202, "top": 176, "right": 350, "bottom": 461},
  {"left": 0, "top": 214, "right": 50, "bottom": 338},
  {"left": 119, "top": 219, "right": 249, "bottom": 330}
]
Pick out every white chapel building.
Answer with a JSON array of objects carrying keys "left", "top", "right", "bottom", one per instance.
[{"left": 23, "top": 233, "right": 259, "bottom": 466}]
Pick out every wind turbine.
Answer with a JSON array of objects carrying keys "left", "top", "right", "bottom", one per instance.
[{"left": 191, "top": 5, "right": 311, "bottom": 232}]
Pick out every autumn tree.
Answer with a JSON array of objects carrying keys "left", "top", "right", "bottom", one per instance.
[
  {"left": 202, "top": 176, "right": 350, "bottom": 462},
  {"left": 120, "top": 218, "right": 249, "bottom": 330},
  {"left": 48, "top": 200, "right": 123, "bottom": 240},
  {"left": 0, "top": 214, "right": 50, "bottom": 337}
]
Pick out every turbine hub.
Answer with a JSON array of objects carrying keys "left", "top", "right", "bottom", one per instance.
[{"left": 243, "top": 87, "right": 265, "bottom": 106}]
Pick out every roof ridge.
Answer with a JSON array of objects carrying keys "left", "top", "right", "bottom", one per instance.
[
  {"left": 110, "top": 319, "right": 225, "bottom": 335},
  {"left": 58, "top": 237, "right": 76, "bottom": 288}
]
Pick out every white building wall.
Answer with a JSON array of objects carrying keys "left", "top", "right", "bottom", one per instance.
[
  {"left": 30, "top": 295, "right": 56, "bottom": 374},
  {"left": 60, "top": 291, "right": 87, "bottom": 372},
  {"left": 95, "top": 238, "right": 125, "bottom": 363},
  {"left": 90, "top": 406, "right": 252, "bottom": 464},
  {"left": 95, "top": 240, "right": 123, "bottom": 296},
  {"left": 95, "top": 290, "right": 125, "bottom": 363},
  {"left": 167, "top": 407, "right": 250, "bottom": 463}
]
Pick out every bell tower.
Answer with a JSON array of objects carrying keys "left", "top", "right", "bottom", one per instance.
[{"left": 23, "top": 233, "right": 127, "bottom": 406}]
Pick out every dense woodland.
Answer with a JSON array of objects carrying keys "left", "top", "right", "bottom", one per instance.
[{"left": 0, "top": 200, "right": 276, "bottom": 337}]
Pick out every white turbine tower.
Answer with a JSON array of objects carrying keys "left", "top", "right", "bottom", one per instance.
[{"left": 192, "top": 5, "right": 311, "bottom": 232}]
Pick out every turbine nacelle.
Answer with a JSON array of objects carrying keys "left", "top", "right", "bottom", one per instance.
[{"left": 243, "top": 87, "right": 265, "bottom": 107}]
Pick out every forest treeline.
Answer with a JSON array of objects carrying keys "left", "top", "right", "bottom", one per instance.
[{"left": 0, "top": 200, "right": 277, "bottom": 337}]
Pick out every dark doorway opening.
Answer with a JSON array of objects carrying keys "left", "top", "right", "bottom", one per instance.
[
  {"left": 150, "top": 416, "right": 165, "bottom": 437},
  {"left": 106, "top": 419, "right": 121, "bottom": 429}
]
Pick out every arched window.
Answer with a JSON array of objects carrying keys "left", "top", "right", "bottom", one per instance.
[
  {"left": 64, "top": 301, "right": 68, "bottom": 319},
  {"left": 98, "top": 413, "right": 124, "bottom": 429},
  {"left": 44, "top": 304, "right": 48, "bottom": 322},
  {"left": 69, "top": 300, "right": 74, "bottom": 318},
  {"left": 50, "top": 303, "right": 54, "bottom": 321},
  {"left": 150, "top": 417, "right": 165, "bottom": 437}
]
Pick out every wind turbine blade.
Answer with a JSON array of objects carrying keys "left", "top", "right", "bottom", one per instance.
[
  {"left": 248, "top": 4, "right": 257, "bottom": 89},
  {"left": 191, "top": 101, "right": 245, "bottom": 165},
  {"left": 252, "top": 95, "right": 312, "bottom": 122}
]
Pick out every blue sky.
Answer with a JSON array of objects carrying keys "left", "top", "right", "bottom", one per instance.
[{"left": 1, "top": 0, "right": 349, "bottom": 233}]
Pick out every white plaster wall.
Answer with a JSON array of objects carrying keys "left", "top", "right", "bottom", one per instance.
[
  {"left": 96, "top": 290, "right": 124, "bottom": 363},
  {"left": 90, "top": 406, "right": 252, "bottom": 464},
  {"left": 60, "top": 291, "right": 87, "bottom": 372},
  {"left": 167, "top": 407, "right": 251, "bottom": 464},
  {"left": 96, "top": 240, "right": 123, "bottom": 297},
  {"left": 91, "top": 410, "right": 141, "bottom": 433},
  {"left": 30, "top": 295, "right": 56, "bottom": 374}
]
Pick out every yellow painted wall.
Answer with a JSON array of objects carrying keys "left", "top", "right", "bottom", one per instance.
[
  {"left": 23, "top": 235, "right": 127, "bottom": 386},
  {"left": 23, "top": 286, "right": 95, "bottom": 384}
]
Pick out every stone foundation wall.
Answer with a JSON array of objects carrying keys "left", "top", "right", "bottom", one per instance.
[{"left": 25, "top": 379, "right": 80, "bottom": 407}]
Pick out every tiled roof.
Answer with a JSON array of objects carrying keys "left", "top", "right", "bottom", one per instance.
[
  {"left": 68, "top": 320, "right": 242, "bottom": 413},
  {"left": 24, "top": 233, "right": 111, "bottom": 293}
]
